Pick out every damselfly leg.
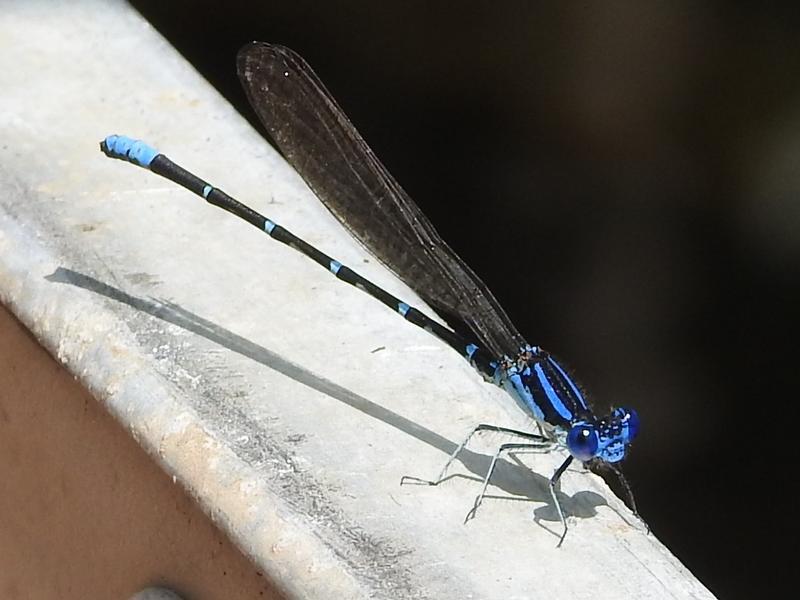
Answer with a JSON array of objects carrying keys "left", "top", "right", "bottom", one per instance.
[
  {"left": 464, "top": 440, "right": 554, "bottom": 522},
  {"left": 400, "top": 423, "right": 551, "bottom": 486},
  {"left": 550, "top": 455, "right": 574, "bottom": 547},
  {"left": 401, "top": 423, "right": 579, "bottom": 545}
]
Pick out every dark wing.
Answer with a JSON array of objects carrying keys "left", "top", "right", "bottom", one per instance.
[{"left": 237, "top": 42, "right": 526, "bottom": 358}]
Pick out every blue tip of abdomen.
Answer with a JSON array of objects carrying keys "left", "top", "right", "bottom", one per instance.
[{"left": 100, "top": 135, "right": 159, "bottom": 168}]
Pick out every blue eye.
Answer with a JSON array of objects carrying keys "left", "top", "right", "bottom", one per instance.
[
  {"left": 567, "top": 423, "right": 600, "bottom": 461},
  {"left": 616, "top": 407, "right": 639, "bottom": 442}
]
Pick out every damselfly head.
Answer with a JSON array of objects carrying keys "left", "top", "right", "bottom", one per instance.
[{"left": 566, "top": 407, "right": 639, "bottom": 463}]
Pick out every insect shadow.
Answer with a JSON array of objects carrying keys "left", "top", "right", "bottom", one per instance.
[{"left": 46, "top": 266, "right": 611, "bottom": 530}]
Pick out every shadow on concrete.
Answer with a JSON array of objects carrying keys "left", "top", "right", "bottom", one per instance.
[{"left": 47, "top": 266, "right": 609, "bottom": 528}]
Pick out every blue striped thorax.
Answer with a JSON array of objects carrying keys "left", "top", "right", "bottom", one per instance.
[{"left": 494, "top": 346, "right": 639, "bottom": 463}]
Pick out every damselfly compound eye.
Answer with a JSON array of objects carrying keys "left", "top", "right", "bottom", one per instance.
[
  {"left": 567, "top": 423, "right": 600, "bottom": 461},
  {"left": 614, "top": 407, "right": 640, "bottom": 442}
]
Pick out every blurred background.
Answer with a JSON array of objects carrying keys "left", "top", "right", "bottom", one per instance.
[{"left": 130, "top": 1, "right": 799, "bottom": 597}]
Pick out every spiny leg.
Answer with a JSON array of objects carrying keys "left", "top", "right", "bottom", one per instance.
[
  {"left": 400, "top": 423, "right": 548, "bottom": 486},
  {"left": 550, "top": 455, "right": 574, "bottom": 547},
  {"left": 607, "top": 463, "right": 649, "bottom": 533},
  {"left": 465, "top": 440, "right": 554, "bottom": 522}
]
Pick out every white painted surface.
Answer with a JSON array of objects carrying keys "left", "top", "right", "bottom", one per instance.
[{"left": 0, "top": 2, "right": 715, "bottom": 598}]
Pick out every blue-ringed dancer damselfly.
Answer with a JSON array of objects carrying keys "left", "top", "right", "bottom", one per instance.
[{"left": 101, "top": 42, "right": 641, "bottom": 546}]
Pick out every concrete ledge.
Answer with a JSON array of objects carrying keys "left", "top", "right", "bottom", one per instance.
[{"left": 0, "top": 1, "right": 715, "bottom": 598}]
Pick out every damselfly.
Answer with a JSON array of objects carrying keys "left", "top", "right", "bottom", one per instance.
[{"left": 101, "top": 42, "right": 641, "bottom": 546}]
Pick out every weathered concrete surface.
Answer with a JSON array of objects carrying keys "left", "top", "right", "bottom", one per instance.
[{"left": 0, "top": 1, "right": 715, "bottom": 598}]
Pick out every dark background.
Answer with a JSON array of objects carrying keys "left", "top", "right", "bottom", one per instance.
[{"left": 130, "top": 2, "right": 799, "bottom": 597}]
